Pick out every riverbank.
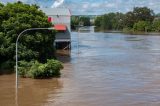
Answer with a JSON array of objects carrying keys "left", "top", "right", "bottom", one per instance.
[{"left": 94, "top": 27, "right": 160, "bottom": 35}]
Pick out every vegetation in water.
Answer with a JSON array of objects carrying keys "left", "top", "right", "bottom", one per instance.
[
  {"left": 0, "top": 2, "right": 64, "bottom": 78},
  {"left": 0, "top": 2, "right": 56, "bottom": 70},
  {"left": 18, "top": 59, "right": 63, "bottom": 79},
  {"left": 71, "top": 16, "right": 91, "bottom": 30}
]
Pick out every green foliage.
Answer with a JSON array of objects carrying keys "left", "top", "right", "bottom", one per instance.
[
  {"left": 95, "top": 12, "right": 125, "bottom": 31},
  {"left": 79, "top": 17, "right": 91, "bottom": 26},
  {"left": 94, "top": 7, "right": 156, "bottom": 33},
  {"left": 133, "top": 7, "right": 154, "bottom": 22},
  {"left": 94, "top": 16, "right": 102, "bottom": 27},
  {"left": 101, "top": 14, "right": 114, "bottom": 30},
  {"left": 18, "top": 59, "right": 63, "bottom": 79},
  {"left": 133, "top": 21, "right": 150, "bottom": 32},
  {"left": 0, "top": 2, "right": 56, "bottom": 69},
  {"left": 71, "top": 16, "right": 80, "bottom": 30},
  {"left": 18, "top": 60, "right": 33, "bottom": 77},
  {"left": 71, "top": 16, "right": 91, "bottom": 30},
  {"left": 0, "top": 60, "right": 15, "bottom": 70},
  {"left": 123, "top": 11, "right": 135, "bottom": 28},
  {"left": 152, "top": 18, "right": 160, "bottom": 32},
  {"left": 123, "top": 27, "right": 134, "bottom": 33}
]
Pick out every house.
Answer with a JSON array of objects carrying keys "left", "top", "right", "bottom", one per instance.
[{"left": 41, "top": 8, "right": 71, "bottom": 50}]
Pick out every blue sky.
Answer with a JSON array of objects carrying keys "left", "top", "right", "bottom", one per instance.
[{"left": 0, "top": 0, "right": 160, "bottom": 15}]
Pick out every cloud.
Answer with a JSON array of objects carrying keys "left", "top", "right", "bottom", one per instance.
[
  {"left": 1, "top": 0, "right": 160, "bottom": 15},
  {"left": 51, "top": 0, "right": 64, "bottom": 8},
  {"left": 67, "top": 0, "right": 160, "bottom": 14},
  {"left": 0, "top": 0, "right": 14, "bottom": 3}
]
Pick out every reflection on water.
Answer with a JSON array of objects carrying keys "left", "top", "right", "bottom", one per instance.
[{"left": 1, "top": 32, "right": 160, "bottom": 106}]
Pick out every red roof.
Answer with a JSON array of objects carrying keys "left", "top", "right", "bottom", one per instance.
[{"left": 54, "top": 24, "right": 66, "bottom": 31}]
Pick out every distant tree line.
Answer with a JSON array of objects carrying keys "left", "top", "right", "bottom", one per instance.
[
  {"left": 71, "top": 16, "right": 91, "bottom": 30},
  {"left": 94, "top": 7, "right": 160, "bottom": 33}
]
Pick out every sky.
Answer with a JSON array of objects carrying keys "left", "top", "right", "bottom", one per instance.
[{"left": 0, "top": 0, "right": 160, "bottom": 15}]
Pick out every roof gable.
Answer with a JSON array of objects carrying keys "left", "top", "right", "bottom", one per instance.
[{"left": 41, "top": 8, "right": 71, "bottom": 16}]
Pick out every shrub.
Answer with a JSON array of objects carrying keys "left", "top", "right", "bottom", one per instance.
[
  {"left": 0, "top": 60, "right": 15, "bottom": 70},
  {"left": 133, "top": 21, "right": 150, "bottom": 32},
  {"left": 152, "top": 19, "right": 160, "bottom": 32},
  {"left": 18, "top": 59, "right": 63, "bottom": 79},
  {"left": 123, "top": 27, "right": 134, "bottom": 33}
]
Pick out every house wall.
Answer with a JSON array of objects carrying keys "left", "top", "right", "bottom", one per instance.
[
  {"left": 55, "top": 28, "right": 71, "bottom": 40},
  {"left": 41, "top": 8, "right": 71, "bottom": 50}
]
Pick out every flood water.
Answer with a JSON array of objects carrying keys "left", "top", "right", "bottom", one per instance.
[{"left": 1, "top": 32, "right": 160, "bottom": 106}]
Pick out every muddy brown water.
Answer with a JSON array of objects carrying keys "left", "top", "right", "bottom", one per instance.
[{"left": 1, "top": 32, "right": 160, "bottom": 106}]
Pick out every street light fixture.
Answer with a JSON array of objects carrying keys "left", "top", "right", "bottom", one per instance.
[{"left": 15, "top": 27, "right": 55, "bottom": 90}]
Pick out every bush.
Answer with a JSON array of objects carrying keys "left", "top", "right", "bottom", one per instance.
[
  {"left": 0, "top": 60, "right": 15, "bottom": 70},
  {"left": 133, "top": 21, "right": 150, "bottom": 32},
  {"left": 18, "top": 59, "right": 63, "bottom": 79},
  {"left": 152, "top": 19, "right": 160, "bottom": 32},
  {"left": 123, "top": 27, "right": 134, "bottom": 33}
]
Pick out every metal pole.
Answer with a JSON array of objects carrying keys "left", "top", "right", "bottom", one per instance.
[
  {"left": 15, "top": 27, "right": 54, "bottom": 89},
  {"left": 78, "top": 27, "right": 79, "bottom": 55}
]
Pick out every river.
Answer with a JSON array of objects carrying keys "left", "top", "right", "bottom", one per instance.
[{"left": 0, "top": 32, "right": 160, "bottom": 106}]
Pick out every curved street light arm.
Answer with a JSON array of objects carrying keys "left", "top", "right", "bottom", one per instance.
[{"left": 15, "top": 27, "right": 54, "bottom": 89}]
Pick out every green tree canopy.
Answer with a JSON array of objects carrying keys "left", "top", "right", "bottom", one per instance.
[
  {"left": 71, "top": 16, "right": 91, "bottom": 30},
  {"left": 152, "top": 18, "right": 160, "bottom": 32},
  {"left": 94, "top": 7, "right": 155, "bottom": 32},
  {"left": 133, "top": 21, "right": 150, "bottom": 32},
  {"left": 79, "top": 17, "right": 91, "bottom": 26},
  {"left": 95, "top": 12, "right": 125, "bottom": 30},
  {"left": 124, "top": 11, "right": 135, "bottom": 28},
  {"left": 71, "top": 16, "right": 80, "bottom": 30},
  {"left": 0, "top": 2, "right": 56, "bottom": 68},
  {"left": 94, "top": 16, "right": 102, "bottom": 27},
  {"left": 133, "top": 7, "right": 154, "bottom": 22}
]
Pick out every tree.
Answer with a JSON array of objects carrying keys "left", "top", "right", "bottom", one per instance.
[
  {"left": 112, "top": 12, "right": 125, "bottom": 30},
  {"left": 123, "top": 7, "right": 154, "bottom": 28},
  {"left": 0, "top": 2, "right": 55, "bottom": 68},
  {"left": 71, "top": 16, "right": 91, "bottom": 30},
  {"left": 94, "top": 12, "right": 124, "bottom": 31},
  {"left": 152, "top": 18, "right": 160, "bottom": 32},
  {"left": 123, "top": 11, "right": 135, "bottom": 28},
  {"left": 94, "top": 16, "right": 102, "bottom": 27},
  {"left": 71, "top": 16, "right": 80, "bottom": 30},
  {"left": 133, "top": 21, "right": 150, "bottom": 32},
  {"left": 100, "top": 14, "right": 111, "bottom": 30},
  {"left": 79, "top": 16, "right": 91, "bottom": 26},
  {"left": 133, "top": 7, "right": 154, "bottom": 22},
  {"left": 94, "top": 7, "right": 155, "bottom": 32}
]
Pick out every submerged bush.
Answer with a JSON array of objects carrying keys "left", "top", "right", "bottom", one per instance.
[
  {"left": 123, "top": 27, "right": 134, "bottom": 33},
  {"left": 0, "top": 60, "right": 15, "bottom": 70},
  {"left": 18, "top": 59, "right": 63, "bottom": 79}
]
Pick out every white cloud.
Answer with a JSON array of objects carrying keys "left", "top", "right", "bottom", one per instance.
[
  {"left": 51, "top": 0, "right": 64, "bottom": 8},
  {"left": 91, "top": 3, "right": 101, "bottom": 8},
  {"left": 1, "top": 0, "right": 160, "bottom": 15},
  {"left": 106, "top": 3, "right": 116, "bottom": 8},
  {"left": 82, "top": 3, "right": 89, "bottom": 9}
]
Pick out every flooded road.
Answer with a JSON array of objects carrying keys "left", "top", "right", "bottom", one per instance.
[{"left": 1, "top": 32, "right": 160, "bottom": 106}]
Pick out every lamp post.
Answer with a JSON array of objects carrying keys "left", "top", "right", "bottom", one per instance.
[{"left": 15, "top": 27, "right": 54, "bottom": 90}]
